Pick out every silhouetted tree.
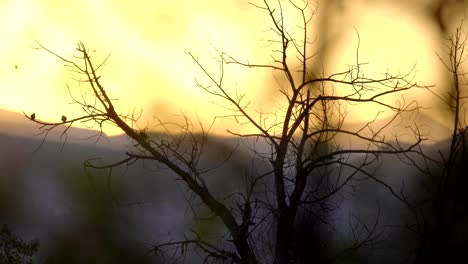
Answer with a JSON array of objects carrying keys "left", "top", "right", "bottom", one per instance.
[
  {"left": 27, "top": 1, "right": 429, "bottom": 263},
  {"left": 413, "top": 24, "right": 468, "bottom": 264}
]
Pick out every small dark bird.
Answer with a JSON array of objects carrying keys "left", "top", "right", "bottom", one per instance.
[
  {"left": 30, "top": 113, "right": 35, "bottom": 121},
  {"left": 14, "top": 65, "right": 18, "bottom": 69},
  {"left": 61, "top": 115, "right": 67, "bottom": 123}
]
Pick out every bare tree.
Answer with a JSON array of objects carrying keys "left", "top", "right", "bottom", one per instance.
[
  {"left": 412, "top": 24, "right": 468, "bottom": 263},
  {"left": 26, "top": 1, "right": 429, "bottom": 263}
]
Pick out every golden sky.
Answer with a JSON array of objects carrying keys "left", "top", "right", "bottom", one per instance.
[{"left": 0, "top": 0, "right": 464, "bottom": 137}]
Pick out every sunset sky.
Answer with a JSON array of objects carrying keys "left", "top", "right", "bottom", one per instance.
[{"left": 0, "top": 0, "right": 465, "bottom": 136}]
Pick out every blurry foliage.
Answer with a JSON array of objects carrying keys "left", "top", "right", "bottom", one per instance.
[
  {"left": 40, "top": 162, "right": 156, "bottom": 264},
  {"left": 0, "top": 225, "right": 39, "bottom": 264}
]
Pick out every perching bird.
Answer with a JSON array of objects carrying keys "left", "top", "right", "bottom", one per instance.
[
  {"left": 30, "top": 113, "right": 35, "bottom": 121},
  {"left": 61, "top": 115, "right": 67, "bottom": 123}
]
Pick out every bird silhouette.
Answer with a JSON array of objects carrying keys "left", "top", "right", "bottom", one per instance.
[
  {"left": 31, "top": 113, "right": 35, "bottom": 121},
  {"left": 61, "top": 115, "right": 67, "bottom": 123}
]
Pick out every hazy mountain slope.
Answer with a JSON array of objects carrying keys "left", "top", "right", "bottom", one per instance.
[
  {"left": 0, "top": 107, "right": 459, "bottom": 263},
  {"left": 0, "top": 115, "right": 255, "bottom": 263}
]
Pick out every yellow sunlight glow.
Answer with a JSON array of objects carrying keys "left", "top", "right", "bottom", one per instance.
[{"left": 0, "top": 0, "right": 446, "bottom": 136}]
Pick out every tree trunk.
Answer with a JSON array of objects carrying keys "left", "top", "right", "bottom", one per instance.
[{"left": 274, "top": 208, "right": 295, "bottom": 264}]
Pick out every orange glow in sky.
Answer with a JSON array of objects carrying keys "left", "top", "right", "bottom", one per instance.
[{"left": 0, "top": 0, "right": 460, "bottom": 137}]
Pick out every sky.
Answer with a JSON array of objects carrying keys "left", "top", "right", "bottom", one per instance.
[{"left": 0, "top": 0, "right": 465, "bottom": 137}]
